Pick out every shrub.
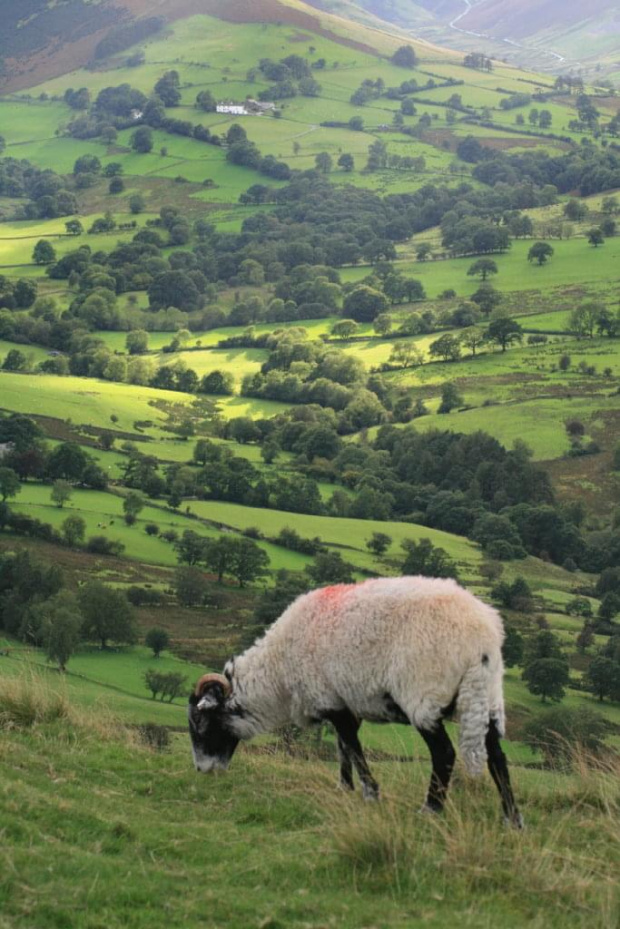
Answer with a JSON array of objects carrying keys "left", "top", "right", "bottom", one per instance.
[
  {"left": 137, "top": 723, "right": 171, "bottom": 752},
  {"left": 85, "top": 536, "right": 125, "bottom": 556},
  {"left": 523, "top": 706, "right": 610, "bottom": 767}
]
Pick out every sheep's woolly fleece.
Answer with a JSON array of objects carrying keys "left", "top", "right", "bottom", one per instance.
[{"left": 229, "top": 576, "right": 505, "bottom": 775}]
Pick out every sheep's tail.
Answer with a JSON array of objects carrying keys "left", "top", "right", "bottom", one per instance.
[{"left": 457, "top": 657, "right": 499, "bottom": 776}]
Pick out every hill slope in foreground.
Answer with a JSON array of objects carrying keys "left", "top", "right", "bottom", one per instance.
[{"left": 0, "top": 672, "right": 618, "bottom": 929}]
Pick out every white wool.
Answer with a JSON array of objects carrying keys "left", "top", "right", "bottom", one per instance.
[{"left": 228, "top": 576, "right": 506, "bottom": 773}]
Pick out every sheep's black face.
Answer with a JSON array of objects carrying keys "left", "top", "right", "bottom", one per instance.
[{"left": 188, "top": 688, "right": 239, "bottom": 774}]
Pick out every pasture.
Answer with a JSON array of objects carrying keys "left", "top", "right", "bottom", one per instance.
[
  {"left": 1, "top": 669, "right": 618, "bottom": 929},
  {"left": 343, "top": 237, "right": 620, "bottom": 298}
]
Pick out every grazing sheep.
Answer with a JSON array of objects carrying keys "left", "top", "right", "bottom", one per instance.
[{"left": 188, "top": 576, "right": 523, "bottom": 826}]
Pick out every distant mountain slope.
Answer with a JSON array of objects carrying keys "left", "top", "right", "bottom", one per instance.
[{"left": 309, "top": 0, "right": 620, "bottom": 75}]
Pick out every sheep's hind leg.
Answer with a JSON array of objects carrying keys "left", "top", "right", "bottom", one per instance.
[
  {"left": 417, "top": 721, "right": 456, "bottom": 814},
  {"left": 336, "top": 734, "right": 354, "bottom": 790},
  {"left": 327, "top": 709, "right": 379, "bottom": 800},
  {"left": 486, "top": 718, "right": 523, "bottom": 829}
]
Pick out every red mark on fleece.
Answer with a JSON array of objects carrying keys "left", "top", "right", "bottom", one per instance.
[{"left": 317, "top": 584, "right": 353, "bottom": 604}]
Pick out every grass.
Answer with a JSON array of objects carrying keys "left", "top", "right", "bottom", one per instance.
[
  {"left": 0, "top": 372, "right": 290, "bottom": 433},
  {"left": 0, "top": 671, "right": 618, "bottom": 929},
  {"left": 10, "top": 482, "right": 310, "bottom": 573},
  {"left": 188, "top": 498, "right": 482, "bottom": 574},
  {"left": 343, "top": 237, "right": 620, "bottom": 297}
]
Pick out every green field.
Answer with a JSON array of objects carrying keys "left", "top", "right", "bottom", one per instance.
[
  {"left": 343, "top": 237, "right": 620, "bottom": 297},
  {"left": 1, "top": 668, "right": 618, "bottom": 929}
]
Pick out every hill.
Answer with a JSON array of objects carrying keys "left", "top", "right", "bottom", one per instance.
[
  {"left": 0, "top": 670, "right": 619, "bottom": 929},
  {"left": 311, "top": 0, "right": 620, "bottom": 77}
]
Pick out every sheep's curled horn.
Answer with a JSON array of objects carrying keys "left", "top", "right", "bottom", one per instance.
[{"left": 194, "top": 673, "right": 231, "bottom": 698}]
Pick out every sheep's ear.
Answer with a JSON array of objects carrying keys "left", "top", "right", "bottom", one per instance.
[{"left": 193, "top": 674, "right": 230, "bottom": 711}]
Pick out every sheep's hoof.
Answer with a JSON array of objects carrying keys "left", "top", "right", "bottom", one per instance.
[
  {"left": 338, "top": 780, "right": 354, "bottom": 792},
  {"left": 419, "top": 802, "right": 440, "bottom": 816},
  {"left": 504, "top": 811, "right": 525, "bottom": 830},
  {"left": 362, "top": 784, "right": 380, "bottom": 801}
]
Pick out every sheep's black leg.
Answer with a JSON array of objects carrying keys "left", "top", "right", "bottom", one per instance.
[
  {"left": 486, "top": 718, "right": 523, "bottom": 828},
  {"left": 417, "top": 721, "right": 456, "bottom": 813},
  {"left": 327, "top": 709, "right": 379, "bottom": 799},
  {"left": 336, "top": 735, "right": 354, "bottom": 791}
]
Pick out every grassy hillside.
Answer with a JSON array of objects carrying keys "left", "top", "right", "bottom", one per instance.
[{"left": 1, "top": 671, "right": 619, "bottom": 929}]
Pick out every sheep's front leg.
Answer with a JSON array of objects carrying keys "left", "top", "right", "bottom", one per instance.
[
  {"left": 417, "top": 721, "right": 456, "bottom": 814},
  {"left": 327, "top": 709, "right": 379, "bottom": 800}
]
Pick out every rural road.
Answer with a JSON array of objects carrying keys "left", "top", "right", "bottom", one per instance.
[{"left": 448, "top": 0, "right": 573, "bottom": 69}]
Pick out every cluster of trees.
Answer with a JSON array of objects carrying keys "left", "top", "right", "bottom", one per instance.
[
  {"left": 254, "top": 55, "right": 322, "bottom": 99},
  {"left": 0, "top": 156, "right": 78, "bottom": 220},
  {"left": 174, "top": 531, "right": 269, "bottom": 587},
  {"left": 144, "top": 668, "right": 186, "bottom": 702},
  {"left": 0, "top": 552, "right": 135, "bottom": 669},
  {"left": 224, "top": 123, "right": 292, "bottom": 181},
  {"left": 0, "top": 416, "right": 107, "bottom": 489}
]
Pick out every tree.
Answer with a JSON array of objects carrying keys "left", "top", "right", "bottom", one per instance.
[
  {"left": 51, "top": 480, "right": 73, "bottom": 508},
  {"left": 366, "top": 532, "right": 392, "bottom": 556},
  {"left": 585, "top": 656, "right": 620, "bottom": 702},
  {"left": 460, "top": 326, "right": 485, "bottom": 357},
  {"left": 391, "top": 45, "right": 417, "bottom": 68},
  {"left": 331, "top": 319, "right": 358, "bottom": 340},
  {"left": 373, "top": 313, "right": 392, "bottom": 336},
  {"left": 485, "top": 317, "right": 523, "bottom": 352},
  {"left": 315, "top": 152, "right": 333, "bottom": 174},
  {"left": 401, "top": 538, "right": 458, "bottom": 579},
  {"left": 388, "top": 341, "right": 424, "bottom": 369},
  {"left": 196, "top": 89, "right": 217, "bottom": 111},
  {"left": 145, "top": 628, "right": 170, "bottom": 658},
  {"left": 337, "top": 153, "right": 354, "bottom": 172},
  {"left": 203, "top": 536, "right": 238, "bottom": 583},
  {"left": 126, "top": 330, "right": 149, "bottom": 354},
  {"left": 230, "top": 538, "right": 270, "bottom": 588},
  {"left": 502, "top": 627, "right": 524, "bottom": 668},
  {"left": 575, "top": 622, "right": 594, "bottom": 654},
  {"left": 306, "top": 551, "right": 354, "bottom": 585},
  {"left": 109, "top": 176, "right": 124, "bottom": 194},
  {"left": 438, "top": 382, "right": 463, "bottom": 413},
  {"left": 471, "top": 283, "right": 501, "bottom": 316},
  {"left": 527, "top": 242, "right": 554, "bottom": 265},
  {"left": 38, "top": 591, "right": 82, "bottom": 672},
  {"left": 569, "top": 303, "right": 602, "bottom": 339},
  {"left": 523, "top": 657, "right": 569, "bottom": 702},
  {"left": 129, "top": 193, "right": 146, "bottom": 214},
  {"left": 123, "top": 491, "right": 145, "bottom": 525},
  {"left": 78, "top": 581, "right": 136, "bottom": 649},
  {"left": 342, "top": 286, "right": 388, "bottom": 323},
  {"left": 2, "top": 349, "right": 27, "bottom": 372},
  {"left": 467, "top": 258, "right": 497, "bottom": 281},
  {"left": 598, "top": 592, "right": 620, "bottom": 621},
  {"left": 174, "top": 566, "right": 208, "bottom": 606},
  {"left": 523, "top": 707, "right": 610, "bottom": 767},
  {"left": 32, "top": 240, "right": 56, "bottom": 264},
  {"left": 200, "top": 370, "right": 234, "bottom": 395},
  {"left": 429, "top": 333, "right": 461, "bottom": 362},
  {"left": 587, "top": 227, "right": 604, "bottom": 247},
  {"left": 62, "top": 514, "right": 86, "bottom": 547},
  {"left": 65, "top": 219, "right": 83, "bottom": 235},
  {"left": 47, "top": 443, "right": 88, "bottom": 481},
  {"left": 0, "top": 467, "right": 20, "bottom": 502},
  {"left": 131, "top": 126, "right": 153, "bottom": 153}
]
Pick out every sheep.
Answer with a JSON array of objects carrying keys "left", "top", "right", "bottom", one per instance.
[{"left": 188, "top": 576, "right": 523, "bottom": 826}]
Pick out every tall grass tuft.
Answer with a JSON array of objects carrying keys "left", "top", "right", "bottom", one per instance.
[
  {"left": 316, "top": 756, "right": 619, "bottom": 924},
  {"left": 0, "top": 668, "right": 133, "bottom": 745},
  {"left": 0, "top": 669, "right": 72, "bottom": 730}
]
